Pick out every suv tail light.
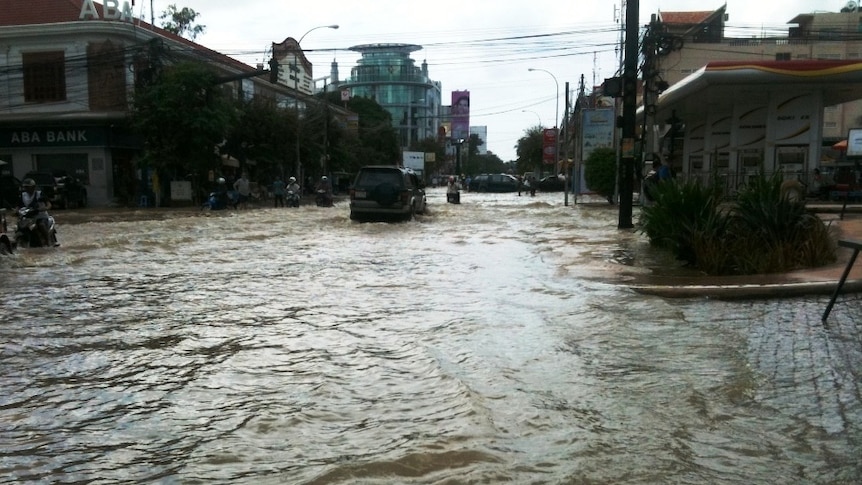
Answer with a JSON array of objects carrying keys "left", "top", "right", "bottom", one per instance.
[
  {"left": 349, "top": 188, "right": 356, "bottom": 200},
  {"left": 400, "top": 190, "right": 409, "bottom": 205}
]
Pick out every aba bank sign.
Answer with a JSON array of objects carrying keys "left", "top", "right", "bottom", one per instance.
[
  {"left": 79, "top": 0, "right": 135, "bottom": 23},
  {"left": 1, "top": 128, "right": 106, "bottom": 148}
]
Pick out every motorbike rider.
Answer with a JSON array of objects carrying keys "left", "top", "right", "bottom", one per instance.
[
  {"left": 214, "top": 177, "right": 231, "bottom": 209},
  {"left": 446, "top": 175, "right": 460, "bottom": 203},
  {"left": 287, "top": 176, "right": 301, "bottom": 195},
  {"left": 315, "top": 176, "right": 333, "bottom": 205},
  {"left": 18, "top": 178, "right": 55, "bottom": 246}
]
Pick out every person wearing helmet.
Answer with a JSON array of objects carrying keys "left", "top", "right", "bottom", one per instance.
[
  {"left": 315, "top": 175, "right": 333, "bottom": 207},
  {"left": 20, "top": 178, "right": 49, "bottom": 210},
  {"left": 212, "top": 176, "right": 230, "bottom": 209},
  {"left": 286, "top": 177, "right": 301, "bottom": 195},
  {"left": 446, "top": 175, "right": 460, "bottom": 204},
  {"left": 285, "top": 176, "right": 301, "bottom": 207},
  {"left": 18, "top": 178, "right": 54, "bottom": 246}
]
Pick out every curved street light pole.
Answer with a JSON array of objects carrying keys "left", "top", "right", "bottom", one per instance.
[
  {"left": 294, "top": 24, "right": 339, "bottom": 183},
  {"left": 298, "top": 24, "right": 339, "bottom": 44},
  {"left": 521, "top": 109, "right": 542, "bottom": 127},
  {"left": 528, "top": 68, "right": 560, "bottom": 177}
]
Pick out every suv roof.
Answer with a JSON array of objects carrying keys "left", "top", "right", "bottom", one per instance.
[{"left": 353, "top": 166, "right": 414, "bottom": 187}]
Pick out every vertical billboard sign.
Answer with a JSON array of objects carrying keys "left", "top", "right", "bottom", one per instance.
[
  {"left": 451, "top": 90, "right": 470, "bottom": 141},
  {"left": 542, "top": 128, "right": 557, "bottom": 164}
]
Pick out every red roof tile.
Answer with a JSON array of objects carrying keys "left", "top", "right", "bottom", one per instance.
[
  {"left": 0, "top": 0, "right": 91, "bottom": 27},
  {"left": 658, "top": 11, "right": 716, "bottom": 25},
  {"left": 0, "top": 0, "right": 256, "bottom": 72}
]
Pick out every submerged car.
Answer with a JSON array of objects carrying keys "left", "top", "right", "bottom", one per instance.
[
  {"left": 349, "top": 165, "right": 426, "bottom": 222},
  {"left": 468, "top": 173, "right": 521, "bottom": 192}
]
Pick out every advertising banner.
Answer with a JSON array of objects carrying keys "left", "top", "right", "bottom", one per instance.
[
  {"left": 581, "top": 108, "right": 615, "bottom": 160},
  {"left": 542, "top": 128, "right": 557, "bottom": 164},
  {"left": 451, "top": 90, "right": 470, "bottom": 141}
]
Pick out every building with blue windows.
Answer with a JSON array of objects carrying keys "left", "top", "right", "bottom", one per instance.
[{"left": 330, "top": 44, "right": 442, "bottom": 151}]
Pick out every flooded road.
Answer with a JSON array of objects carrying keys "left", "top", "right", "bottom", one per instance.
[{"left": 1, "top": 188, "right": 860, "bottom": 483}]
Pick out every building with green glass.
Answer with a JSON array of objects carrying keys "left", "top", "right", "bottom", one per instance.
[{"left": 330, "top": 44, "right": 442, "bottom": 151}]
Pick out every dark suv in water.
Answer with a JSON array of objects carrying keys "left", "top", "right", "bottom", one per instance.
[{"left": 349, "top": 166, "right": 426, "bottom": 222}]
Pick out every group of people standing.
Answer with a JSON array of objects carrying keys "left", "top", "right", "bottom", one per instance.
[{"left": 222, "top": 174, "right": 333, "bottom": 209}]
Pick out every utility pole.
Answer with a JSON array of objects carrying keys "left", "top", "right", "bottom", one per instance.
[
  {"left": 574, "top": 74, "right": 586, "bottom": 204},
  {"left": 618, "top": 0, "right": 639, "bottom": 229},
  {"left": 564, "top": 81, "right": 570, "bottom": 206}
]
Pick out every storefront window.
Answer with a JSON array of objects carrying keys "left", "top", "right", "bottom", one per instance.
[{"left": 35, "top": 153, "right": 89, "bottom": 184}]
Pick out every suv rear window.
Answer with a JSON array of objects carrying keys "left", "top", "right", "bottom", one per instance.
[{"left": 355, "top": 169, "right": 403, "bottom": 188}]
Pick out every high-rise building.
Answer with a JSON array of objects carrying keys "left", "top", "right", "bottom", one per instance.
[
  {"left": 470, "top": 126, "right": 488, "bottom": 155},
  {"left": 331, "top": 44, "right": 442, "bottom": 151}
]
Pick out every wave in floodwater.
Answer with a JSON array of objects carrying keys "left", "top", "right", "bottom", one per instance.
[{"left": 0, "top": 189, "right": 860, "bottom": 483}]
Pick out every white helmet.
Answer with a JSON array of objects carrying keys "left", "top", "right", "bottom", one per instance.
[
  {"left": 321, "top": 176, "right": 328, "bottom": 181},
  {"left": 289, "top": 176, "right": 296, "bottom": 183},
  {"left": 217, "top": 177, "right": 226, "bottom": 184}
]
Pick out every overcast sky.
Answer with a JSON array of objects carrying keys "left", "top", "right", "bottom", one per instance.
[{"left": 142, "top": 0, "right": 834, "bottom": 162}]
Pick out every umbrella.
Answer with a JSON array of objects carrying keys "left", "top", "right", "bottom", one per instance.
[{"left": 833, "top": 139, "right": 847, "bottom": 151}]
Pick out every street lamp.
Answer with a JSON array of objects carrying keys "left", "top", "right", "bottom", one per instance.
[
  {"left": 522, "top": 109, "right": 542, "bottom": 127},
  {"left": 528, "top": 68, "right": 560, "bottom": 176},
  {"left": 294, "top": 24, "right": 338, "bottom": 182}
]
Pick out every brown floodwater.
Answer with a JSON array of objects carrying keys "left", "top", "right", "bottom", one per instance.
[{"left": 1, "top": 188, "right": 859, "bottom": 483}]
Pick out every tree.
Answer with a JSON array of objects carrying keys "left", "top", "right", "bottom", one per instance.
[
  {"left": 515, "top": 126, "right": 544, "bottom": 175},
  {"left": 470, "top": 152, "right": 507, "bottom": 174},
  {"left": 132, "top": 62, "right": 234, "bottom": 182},
  {"left": 584, "top": 147, "right": 617, "bottom": 203},
  {"left": 159, "top": 5, "right": 206, "bottom": 40},
  {"left": 412, "top": 137, "right": 447, "bottom": 177},
  {"left": 222, "top": 98, "right": 295, "bottom": 180},
  {"left": 319, "top": 91, "right": 400, "bottom": 171}
]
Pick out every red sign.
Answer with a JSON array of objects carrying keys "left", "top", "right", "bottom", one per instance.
[{"left": 542, "top": 128, "right": 557, "bottom": 164}]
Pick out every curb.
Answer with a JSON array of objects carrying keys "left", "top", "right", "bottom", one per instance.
[{"left": 631, "top": 279, "right": 862, "bottom": 299}]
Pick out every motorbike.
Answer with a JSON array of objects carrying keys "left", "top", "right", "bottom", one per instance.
[
  {"left": 202, "top": 190, "right": 238, "bottom": 211},
  {"left": 286, "top": 189, "right": 301, "bottom": 208},
  {"left": 14, "top": 206, "right": 58, "bottom": 248},
  {"left": 1, "top": 209, "right": 13, "bottom": 254},
  {"left": 446, "top": 187, "right": 461, "bottom": 204},
  {"left": 315, "top": 189, "right": 333, "bottom": 207}
]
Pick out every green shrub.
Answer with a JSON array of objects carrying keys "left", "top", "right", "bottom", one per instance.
[
  {"left": 639, "top": 171, "right": 837, "bottom": 275},
  {"left": 583, "top": 147, "right": 617, "bottom": 202},
  {"left": 639, "top": 178, "right": 725, "bottom": 265}
]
